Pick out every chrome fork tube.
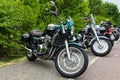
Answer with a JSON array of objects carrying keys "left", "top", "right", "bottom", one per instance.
[
  {"left": 65, "top": 40, "right": 71, "bottom": 61},
  {"left": 91, "top": 14, "right": 101, "bottom": 46},
  {"left": 61, "top": 23, "right": 71, "bottom": 61},
  {"left": 91, "top": 24, "right": 101, "bottom": 46}
]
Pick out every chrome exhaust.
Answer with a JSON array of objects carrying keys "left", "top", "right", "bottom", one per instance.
[
  {"left": 21, "top": 45, "right": 32, "bottom": 52},
  {"left": 21, "top": 45, "right": 38, "bottom": 57}
]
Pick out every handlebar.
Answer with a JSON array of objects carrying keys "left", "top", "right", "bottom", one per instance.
[
  {"left": 49, "top": 10, "right": 58, "bottom": 16},
  {"left": 82, "top": 13, "right": 96, "bottom": 25},
  {"left": 46, "top": 1, "right": 64, "bottom": 23},
  {"left": 47, "top": 1, "right": 74, "bottom": 26}
]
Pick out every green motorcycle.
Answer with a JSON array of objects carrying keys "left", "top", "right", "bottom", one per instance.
[{"left": 21, "top": 1, "right": 88, "bottom": 78}]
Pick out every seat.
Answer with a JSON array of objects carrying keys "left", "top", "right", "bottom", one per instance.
[{"left": 30, "top": 29, "right": 43, "bottom": 37}]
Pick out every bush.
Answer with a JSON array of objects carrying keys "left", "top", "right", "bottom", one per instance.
[{"left": 0, "top": 0, "right": 37, "bottom": 57}]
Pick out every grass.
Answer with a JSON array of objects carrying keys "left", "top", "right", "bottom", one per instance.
[{"left": 0, "top": 55, "right": 26, "bottom": 68}]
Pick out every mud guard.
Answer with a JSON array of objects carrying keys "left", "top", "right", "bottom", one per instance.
[
  {"left": 89, "top": 36, "right": 110, "bottom": 46},
  {"left": 56, "top": 42, "right": 84, "bottom": 54}
]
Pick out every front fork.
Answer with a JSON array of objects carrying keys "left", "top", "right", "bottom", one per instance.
[
  {"left": 64, "top": 40, "right": 71, "bottom": 61},
  {"left": 61, "top": 24, "right": 71, "bottom": 61},
  {"left": 92, "top": 24, "right": 102, "bottom": 46}
]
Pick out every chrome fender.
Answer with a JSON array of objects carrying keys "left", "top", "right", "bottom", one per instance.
[{"left": 89, "top": 36, "right": 110, "bottom": 46}]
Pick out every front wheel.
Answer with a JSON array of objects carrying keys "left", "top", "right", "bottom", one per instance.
[
  {"left": 90, "top": 38, "right": 112, "bottom": 56},
  {"left": 55, "top": 44, "right": 88, "bottom": 78}
]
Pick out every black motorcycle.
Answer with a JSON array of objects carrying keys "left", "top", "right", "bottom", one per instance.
[
  {"left": 21, "top": 1, "right": 88, "bottom": 78},
  {"left": 72, "top": 13, "right": 112, "bottom": 56}
]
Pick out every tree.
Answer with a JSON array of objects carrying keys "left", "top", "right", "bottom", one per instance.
[
  {"left": 0, "top": 0, "right": 37, "bottom": 56},
  {"left": 102, "top": 2, "right": 120, "bottom": 23},
  {"left": 88, "top": 0, "right": 103, "bottom": 15}
]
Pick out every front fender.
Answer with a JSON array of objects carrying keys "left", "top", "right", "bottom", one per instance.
[
  {"left": 55, "top": 42, "right": 84, "bottom": 54},
  {"left": 89, "top": 36, "right": 110, "bottom": 45}
]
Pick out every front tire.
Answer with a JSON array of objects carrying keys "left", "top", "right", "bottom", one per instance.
[
  {"left": 55, "top": 44, "right": 88, "bottom": 78},
  {"left": 90, "top": 39, "right": 112, "bottom": 56}
]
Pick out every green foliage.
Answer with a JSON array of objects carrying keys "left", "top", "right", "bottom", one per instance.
[
  {"left": 95, "top": 15, "right": 112, "bottom": 25},
  {"left": 0, "top": 0, "right": 37, "bottom": 56},
  {"left": 102, "top": 2, "right": 120, "bottom": 23},
  {"left": 88, "top": 0, "right": 103, "bottom": 15},
  {"left": 88, "top": 0, "right": 120, "bottom": 25},
  {"left": 117, "top": 13, "right": 120, "bottom": 25}
]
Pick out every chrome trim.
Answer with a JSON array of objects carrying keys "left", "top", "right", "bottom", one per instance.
[{"left": 65, "top": 40, "right": 71, "bottom": 61}]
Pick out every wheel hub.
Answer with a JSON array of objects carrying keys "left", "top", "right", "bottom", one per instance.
[
  {"left": 64, "top": 54, "right": 79, "bottom": 69},
  {"left": 98, "top": 45, "right": 103, "bottom": 49}
]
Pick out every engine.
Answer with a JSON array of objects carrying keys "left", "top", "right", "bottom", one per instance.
[{"left": 34, "top": 35, "right": 51, "bottom": 54}]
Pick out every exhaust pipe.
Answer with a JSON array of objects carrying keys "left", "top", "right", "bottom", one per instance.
[
  {"left": 21, "top": 45, "right": 32, "bottom": 52},
  {"left": 21, "top": 45, "right": 38, "bottom": 57}
]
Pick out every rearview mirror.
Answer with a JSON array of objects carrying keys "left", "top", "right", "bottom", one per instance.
[{"left": 50, "top": 1, "right": 55, "bottom": 7}]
